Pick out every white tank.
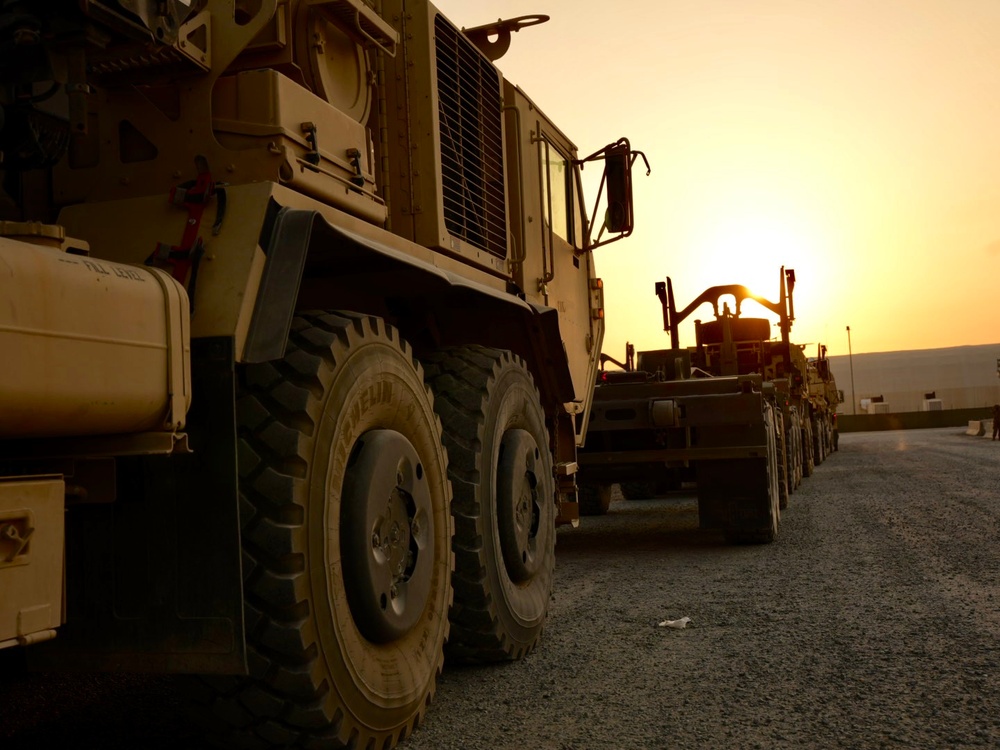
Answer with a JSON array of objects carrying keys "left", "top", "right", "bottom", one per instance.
[{"left": 0, "top": 236, "right": 191, "bottom": 438}]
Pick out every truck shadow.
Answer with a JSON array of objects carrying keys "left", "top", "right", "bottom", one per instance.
[{"left": 557, "top": 494, "right": 736, "bottom": 554}]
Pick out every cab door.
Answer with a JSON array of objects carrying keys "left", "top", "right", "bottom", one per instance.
[{"left": 504, "top": 83, "right": 603, "bottom": 443}]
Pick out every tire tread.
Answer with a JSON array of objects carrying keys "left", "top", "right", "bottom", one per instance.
[
  {"left": 423, "top": 345, "right": 552, "bottom": 662},
  {"left": 195, "top": 311, "right": 444, "bottom": 749}
]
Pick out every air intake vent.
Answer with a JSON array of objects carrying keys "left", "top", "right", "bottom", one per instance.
[{"left": 434, "top": 15, "right": 506, "bottom": 258}]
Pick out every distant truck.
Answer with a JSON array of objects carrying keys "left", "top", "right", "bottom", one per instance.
[
  {"left": 578, "top": 269, "right": 801, "bottom": 542},
  {"left": 806, "top": 344, "right": 843, "bottom": 459},
  {"left": 578, "top": 269, "right": 842, "bottom": 539}
]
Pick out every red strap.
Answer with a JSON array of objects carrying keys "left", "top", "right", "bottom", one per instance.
[{"left": 165, "top": 169, "right": 214, "bottom": 282}]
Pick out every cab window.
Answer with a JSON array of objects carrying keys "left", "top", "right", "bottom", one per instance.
[{"left": 542, "top": 141, "right": 582, "bottom": 247}]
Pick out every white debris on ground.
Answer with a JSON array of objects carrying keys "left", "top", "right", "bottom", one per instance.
[{"left": 657, "top": 616, "right": 691, "bottom": 629}]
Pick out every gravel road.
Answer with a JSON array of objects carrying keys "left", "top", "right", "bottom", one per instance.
[{"left": 3, "top": 427, "right": 999, "bottom": 749}]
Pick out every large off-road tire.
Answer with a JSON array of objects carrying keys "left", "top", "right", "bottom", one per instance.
[
  {"left": 790, "top": 416, "right": 803, "bottom": 489},
  {"left": 802, "top": 417, "right": 815, "bottom": 478},
  {"left": 423, "top": 346, "right": 555, "bottom": 662},
  {"left": 724, "top": 404, "right": 781, "bottom": 545},
  {"left": 196, "top": 312, "right": 452, "bottom": 750},
  {"left": 813, "top": 415, "right": 826, "bottom": 467},
  {"left": 578, "top": 483, "right": 613, "bottom": 516},
  {"left": 775, "top": 411, "right": 789, "bottom": 511},
  {"left": 783, "top": 420, "right": 797, "bottom": 496},
  {"left": 777, "top": 451, "right": 789, "bottom": 510}
]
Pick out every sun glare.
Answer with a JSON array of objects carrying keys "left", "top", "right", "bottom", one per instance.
[
  {"left": 692, "top": 212, "right": 820, "bottom": 299},
  {"left": 621, "top": 207, "right": 840, "bottom": 354}
]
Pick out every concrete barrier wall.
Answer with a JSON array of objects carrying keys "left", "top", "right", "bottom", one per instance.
[
  {"left": 967, "top": 420, "right": 985, "bottom": 437},
  {"left": 839, "top": 407, "right": 992, "bottom": 433}
]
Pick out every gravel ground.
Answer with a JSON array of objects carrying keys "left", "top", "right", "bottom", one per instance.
[
  {"left": 3, "top": 427, "right": 999, "bottom": 749},
  {"left": 410, "top": 427, "right": 1000, "bottom": 750}
]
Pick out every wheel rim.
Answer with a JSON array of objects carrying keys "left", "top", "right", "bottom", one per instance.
[
  {"left": 496, "top": 428, "right": 542, "bottom": 583},
  {"left": 340, "top": 429, "right": 433, "bottom": 643}
]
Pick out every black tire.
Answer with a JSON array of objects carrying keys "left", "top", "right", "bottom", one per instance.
[
  {"left": 784, "top": 419, "right": 797, "bottom": 495},
  {"left": 578, "top": 484, "right": 613, "bottom": 516},
  {"left": 802, "top": 417, "right": 815, "bottom": 478},
  {"left": 777, "top": 453, "right": 789, "bottom": 509},
  {"left": 724, "top": 404, "right": 780, "bottom": 545},
  {"left": 619, "top": 481, "right": 657, "bottom": 500},
  {"left": 775, "top": 411, "right": 789, "bottom": 511},
  {"left": 196, "top": 312, "right": 452, "bottom": 749},
  {"left": 791, "top": 416, "right": 803, "bottom": 488},
  {"left": 813, "top": 416, "right": 825, "bottom": 466},
  {"left": 423, "top": 346, "right": 555, "bottom": 662}
]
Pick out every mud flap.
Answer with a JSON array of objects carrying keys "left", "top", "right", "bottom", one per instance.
[{"left": 31, "top": 338, "right": 246, "bottom": 674}]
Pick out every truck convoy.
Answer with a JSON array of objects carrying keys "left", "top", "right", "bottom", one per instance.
[
  {"left": 0, "top": 2, "right": 645, "bottom": 747},
  {"left": 578, "top": 268, "right": 840, "bottom": 541},
  {"left": 807, "top": 343, "right": 843, "bottom": 461}
]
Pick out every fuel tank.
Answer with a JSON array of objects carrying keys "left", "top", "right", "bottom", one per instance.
[{"left": 0, "top": 234, "right": 191, "bottom": 438}]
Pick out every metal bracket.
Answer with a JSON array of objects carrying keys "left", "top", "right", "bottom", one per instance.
[
  {"left": 305, "top": 0, "right": 399, "bottom": 57},
  {"left": 463, "top": 15, "right": 549, "bottom": 61},
  {"left": 0, "top": 522, "right": 33, "bottom": 562},
  {"left": 301, "top": 122, "right": 321, "bottom": 167},
  {"left": 346, "top": 147, "right": 366, "bottom": 186}
]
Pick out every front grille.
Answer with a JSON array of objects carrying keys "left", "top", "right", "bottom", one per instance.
[{"left": 434, "top": 15, "right": 506, "bottom": 258}]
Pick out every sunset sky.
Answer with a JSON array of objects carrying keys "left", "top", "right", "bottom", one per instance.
[{"left": 434, "top": 0, "right": 1000, "bottom": 358}]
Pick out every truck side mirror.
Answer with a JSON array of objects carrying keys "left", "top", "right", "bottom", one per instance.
[
  {"left": 605, "top": 144, "right": 632, "bottom": 234},
  {"left": 576, "top": 138, "right": 649, "bottom": 251}
]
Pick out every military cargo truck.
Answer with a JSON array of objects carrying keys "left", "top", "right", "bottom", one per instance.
[
  {"left": 0, "top": 2, "right": 645, "bottom": 747},
  {"left": 578, "top": 269, "right": 842, "bottom": 535},
  {"left": 807, "top": 344, "right": 843, "bottom": 461},
  {"left": 578, "top": 270, "right": 799, "bottom": 542},
  {"left": 672, "top": 267, "right": 804, "bottom": 510}
]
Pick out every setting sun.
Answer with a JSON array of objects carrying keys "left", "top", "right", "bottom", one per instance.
[{"left": 691, "top": 212, "right": 823, "bottom": 296}]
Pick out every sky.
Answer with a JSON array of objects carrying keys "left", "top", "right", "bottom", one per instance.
[{"left": 433, "top": 0, "right": 1000, "bottom": 358}]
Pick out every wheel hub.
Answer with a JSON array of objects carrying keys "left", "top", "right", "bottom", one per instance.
[
  {"left": 496, "top": 428, "right": 542, "bottom": 583},
  {"left": 341, "top": 429, "right": 433, "bottom": 643}
]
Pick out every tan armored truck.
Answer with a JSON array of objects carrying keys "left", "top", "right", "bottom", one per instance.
[
  {"left": 0, "top": 2, "right": 645, "bottom": 747},
  {"left": 806, "top": 344, "right": 843, "bottom": 461}
]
